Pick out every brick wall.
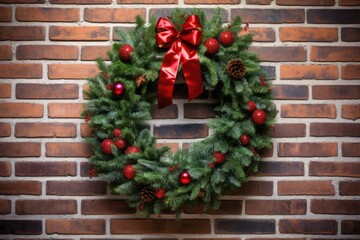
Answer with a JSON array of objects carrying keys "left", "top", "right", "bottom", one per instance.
[{"left": 0, "top": 0, "right": 359, "bottom": 238}]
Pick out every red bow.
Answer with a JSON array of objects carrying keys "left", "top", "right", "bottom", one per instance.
[{"left": 155, "top": 15, "right": 203, "bottom": 109}]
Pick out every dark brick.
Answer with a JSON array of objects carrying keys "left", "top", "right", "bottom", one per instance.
[
  {"left": 0, "top": 161, "right": 11, "bottom": 176},
  {"left": 46, "top": 219, "right": 105, "bottom": 235},
  {"left": 46, "top": 180, "right": 107, "bottom": 196},
  {"left": 15, "top": 161, "right": 77, "bottom": 176},
  {"left": 50, "top": 0, "right": 111, "bottom": 3},
  {"left": 0, "top": 199, "right": 11, "bottom": 214},
  {"left": 277, "top": 0, "right": 335, "bottom": 5},
  {"left": 226, "top": 181, "right": 273, "bottom": 196},
  {"left": 154, "top": 124, "right": 208, "bottom": 139},
  {"left": 151, "top": 104, "right": 178, "bottom": 119},
  {"left": 251, "top": 27, "right": 276, "bottom": 42},
  {"left": 272, "top": 123, "right": 306, "bottom": 138},
  {"left": 311, "top": 199, "right": 360, "bottom": 215},
  {"left": 215, "top": 219, "right": 275, "bottom": 234},
  {"left": 81, "top": 199, "right": 135, "bottom": 214},
  {"left": 253, "top": 161, "right": 304, "bottom": 176},
  {"left": 340, "top": 0, "right": 360, "bottom": 5},
  {"left": 342, "top": 143, "right": 360, "bottom": 157},
  {"left": 279, "top": 219, "right": 337, "bottom": 235},
  {"left": 278, "top": 180, "right": 335, "bottom": 196},
  {"left": 342, "top": 28, "right": 360, "bottom": 42},
  {"left": 281, "top": 104, "right": 336, "bottom": 118},
  {"left": 0, "top": 220, "right": 42, "bottom": 235},
  {"left": 342, "top": 220, "right": 360, "bottom": 234},
  {"left": 340, "top": 181, "right": 360, "bottom": 195},
  {"left": 0, "top": 181, "right": 41, "bottom": 195},
  {"left": 272, "top": 85, "right": 308, "bottom": 100},
  {"left": 80, "top": 162, "right": 97, "bottom": 177},
  {"left": 250, "top": 46, "right": 307, "bottom": 62},
  {"left": 16, "top": 199, "right": 77, "bottom": 214},
  {"left": 311, "top": 47, "right": 360, "bottom": 62},
  {"left": 311, "top": 123, "right": 360, "bottom": 137},
  {"left": 279, "top": 142, "right": 337, "bottom": 157},
  {"left": 184, "top": 103, "right": 216, "bottom": 119},
  {"left": 309, "top": 161, "right": 360, "bottom": 178},
  {"left": 0, "top": 142, "right": 41, "bottom": 157},
  {"left": 231, "top": 9, "right": 304, "bottom": 23},
  {"left": 182, "top": 200, "right": 242, "bottom": 215},
  {"left": 16, "top": 45, "right": 78, "bottom": 60},
  {"left": 16, "top": 84, "right": 78, "bottom": 99},
  {"left": 342, "top": 65, "right": 360, "bottom": 80},
  {"left": 260, "top": 66, "right": 276, "bottom": 80},
  {"left": 313, "top": 85, "right": 360, "bottom": 99},
  {"left": 15, "top": 122, "right": 76, "bottom": 138},
  {"left": 308, "top": 9, "right": 360, "bottom": 24},
  {"left": 246, "top": 199, "right": 306, "bottom": 215}
]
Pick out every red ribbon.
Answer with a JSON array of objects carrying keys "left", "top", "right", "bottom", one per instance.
[{"left": 155, "top": 15, "right": 203, "bottom": 109}]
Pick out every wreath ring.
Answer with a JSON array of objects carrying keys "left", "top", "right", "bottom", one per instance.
[{"left": 84, "top": 9, "right": 276, "bottom": 217}]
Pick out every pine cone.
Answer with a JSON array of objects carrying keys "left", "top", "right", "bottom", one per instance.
[
  {"left": 135, "top": 74, "right": 146, "bottom": 87},
  {"left": 226, "top": 59, "right": 247, "bottom": 79},
  {"left": 140, "top": 186, "right": 156, "bottom": 203}
]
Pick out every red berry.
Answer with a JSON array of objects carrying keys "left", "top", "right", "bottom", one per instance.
[
  {"left": 119, "top": 44, "right": 134, "bottom": 62},
  {"left": 240, "top": 134, "right": 251, "bottom": 146},
  {"left": 113, "top": 128, "right": 122, "bottom": 138},
  {"left": 248, "top": 101, "right": 256, "bottom": 112},
  {"left": 100, "top": 139, "right": 114, "bottom": 155},
  {"left": 252, "top": 109, "right": 267, "bottom": 125},
  {"left": 123, "top": 164, "right": 136, "bottom": 180},
  {"left": 204, "top": 38, "right": 220, "bottom": 55},
  {"left": 155, "top": 188, "right": 166, "bottom": 199},
  {"left": 179, "top": 171, "right": 192, "bottom": 185},
  {"left": 115, "top": 139, "right": 126, "bottom": 150},
  {"left": 125, "top": 146, "right": 141, "bottom": 155},
  {"left": 213, "top": 151, "right": 226, "bottom": 164},
  {"left": 219, "top": 31, "right": 234, "bottom": 46}
]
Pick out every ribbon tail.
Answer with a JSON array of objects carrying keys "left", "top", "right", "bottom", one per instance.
[{"left": 181, "top": 43, "right": 203, "bottom": 102}]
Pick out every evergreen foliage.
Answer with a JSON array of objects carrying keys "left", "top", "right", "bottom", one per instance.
[{"left": 83, "top": 8, "right": 277, "bottom": 217}]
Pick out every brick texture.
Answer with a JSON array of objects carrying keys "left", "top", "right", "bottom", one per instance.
[
  {"left": 16, "top": 84, "right": 79, "bottom": 99},
  {"left": 16, "top": 199, "right": 77, "bottom": 214},
  {"left": 17, "top": 45, "right": 78, "bottom": 60},
  {"left": 16, "top": 7, "right": 79, "bottom": 22},
  {"left": 46, "top": 219, "right": 105, "bottom": 234},
  {"left": 15, "top": 161, "right": 77, "bottom": 176}
]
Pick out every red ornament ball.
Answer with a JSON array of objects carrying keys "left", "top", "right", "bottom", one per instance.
[
  {"left": 155, "top": 188, "right": 166, "bottom": 199},
  {"left": 204, "top": 38, "right": 220, "bottom": 55},
  {"left": 123, "top": 164, "right": 136, "bottom": 180},
  {"left": 213, "top": 151, "right": 226, "bottom": 165},
  {"left": 115, "top": 139, "right": 126, "bottom": 151},
  {"left": 125, "top": 146, "right": 141, "bottom": 155},
  {"left": 179, "top": 170, "right": 192, "bottom": 185},
  {"left": 112, "top": 82, "right": 125, "bottom": 97},
  {"left": 119, "top": 44, "right": 134, "bottom": 62},
  {"left": 248, "top": 101, "right": 256, "bottom": 112},
  {"left": 113, "top": 128, "right": 122, "bottom": 138},
  {"left": 219, "top": 31, "right": 234, "bottom": 46},
  {"left": 100, "top": 139, "right": 114, "bottom": 155},
  {"left": 252, "top": 109, "right": 267, "bottom": 125},
  {"left": 240, "top": 134, "right": 251, "bottom": 146}
]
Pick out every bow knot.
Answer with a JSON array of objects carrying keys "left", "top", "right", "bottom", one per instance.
[{"left": 155, "top": 15, "right": 203, "bottom": 109}]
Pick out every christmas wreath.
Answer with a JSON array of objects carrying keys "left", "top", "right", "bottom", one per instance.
[{"left": 83, "top": 9, "right": 276, "bottom": 217}]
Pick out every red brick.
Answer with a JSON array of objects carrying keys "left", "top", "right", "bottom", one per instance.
[
  {"left": 154, "top": 124, "right": 208, "bottom": 139},
  {"left": 311, "top": 199, "right": 360, "bottom": 215},
  {"left": 309, "top": 161, "right": 360, "bottom": 177},
  {"left": 226, "top": 181, "right": 273, "bottom": 196},
  {"left": 342, "top": 220, "right": 360, "bottom": 234},
  {"left": 250, "top": 27, "right": 275, "bottom": 42},
  {"left": 215, "top": 219, "right": 275, "bottom": 234},
  {"left": 342, "top": 64, "right": 360, "bottom": 80},
  {"left": 0, "top": 199, "right": 11, "bottom": 214},
  {"left": 0, "top": 181, "right": 41, "bottom": 195},
  {"left": 16, "top": 122, "right": 76, "bottom": 138},
  {"left": 0, "top": 84, "right": 11, "bottom": 98},
  {"left": 111, "top": 219, "right": 210, "bottom": 234},
  {"left": 0, "top": 7, "right": 11, "bottom": 22},
  {"left": 342, "top": 142, "right": 360, "bottom": 157},
  {"left": 46, "top": 219, "right": 105, "bottom": 235},
  {"left": 308, "top": 9, "right": 360, "bottom": 24},
  {"left": 0, "top": 26, "right": 45, "bottom": 41},
  {"left": 50, "top": 26, "right": 110, "bottom": 41},
  {"left": 246, "top": 199, "right": 306, "bottom": 215},
  {"left": 81, "top": 199, "right": 135, "bottom": 214},
  {"left": 0, "top": 161, "right": 11, "bottom": 176},
  {"left": 278, "top": 180, "right": 335, "bottom": 196},
  {"left": 155, "top": 142, "right": 179, "bottom": 153},
  {"left": 0, "top": 45, "right": 12, "bottom": 60},
  {"left": 0, "top": 122, "right": 11, "bottom": 137},
  {"left": 84, "top": 8, "right": 145, "bottom": 23},
  {"left": 342, "top": 104, "right": 360, "bottom": 120},
  {"left": 231, "top": 9, "right": 304, "bottom": 23},
  {"left": 16, "top": 84, "right": 78, "bottom": 99},
  {"left": 340, "top": 0, "right": 360, "bottom": 5},
  {"left": 0, "top": 0, "right": 44, "bottom": 2},
  {"left": 0, "top": 142, "right": 41, "bottom": 157},
  {"left": 281, "top": 104, "right": 336, "bottom": 118},
  {"left": 272, "top": 123, "right": 306, "bottom": 138},
  {"left": 0, "top": 220, "right": 42, "bottom": 235},
  {"left": 81, "top": 46, "right": 110, "bottom": 61},
  {"left": 0, "top": 103, "right": 43, "bottom": 118},
  {"left": 50, "top": 0, "right": 111, "bottom": 3},
  {"left": 310, "top": 123, "right": 360, "bottom": 137},
  {"left": 246, "top": 0, "right": 272, "bottom": 4},
  {"left": 313, "top": 85, "right": 360, "bottom": 99},
  {"left": 0, "top": 64, "right": 42, "bottom": 79},
  {"left": 340, "top": 181, "right": 360, "bottom": 195},
  {"left": 278, "top": 142, "right": 337, "bottom": 157},
  {"left": 46, "top": 142, "right": 92, "bottom": 157},
  {"left": 280, "top": 65, "right": 338, "bottom": 80},
  {"left": 184, "top": 103, "right": 215, "bottom": 119},
  {"left": 16, "top": 199, "right": 77, "bottom": 214},
  {"left": 254, "top": 161, "right": 304, "bottom": 176},
  {"left": 272, "top": 85, "right": 309, "bottom": 100},
  {"left": 80, "top": 162, "right": 97, "bottom": 177},
  {"left": 47, "top": 180, "right": 106, "bottom": 196},
  {"left": 280, "top": 27, "right": 337, "bottom": 42},
  {"left": 80, "top": 123, "right": 92, "bottom": 138},
  {"left": 48, "top": 64, "right": 98, "bottom": 79},
  {"left": 16, "top": 7, "right": 79, "bottom": 22},
  {"left": 185, "top": 0, "right": 238, "bottom": 3},
  {"left": 279, "top": 219, "right": 337, "bottom": 235},
  {"left": 311, "top": 46, "right": 360, "bottom": 62},
  {"left": 342, "top": 28, "right": 360, "bottom": 42},
  {"left": 182, "top": 200, "right": 243, "bottom": 215},
  {"left": 17, "top": 45, "right": 78, "bottom": 60},
  {"left": 48, "top": 103, "right": 84, "bottom": 118},
  {"left": 277, "top": 0, "right": 334, "bottom": 5},
  {"left": 250, "top": 46, "right": 307, "bottom": 62},
  {"left": 119, "top": 0, "right": 176, "bottom": 2},
  {"left": 151, "top": 104, "right": 178, "bottom": 119},
  {"left": 15, "top": 161, "right": 77, "bottom": 176}
]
